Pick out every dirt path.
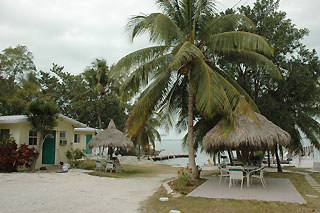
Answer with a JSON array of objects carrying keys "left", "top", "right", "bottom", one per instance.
[{"left": 0, "top": 168, "right": 176, "bottom": 213}]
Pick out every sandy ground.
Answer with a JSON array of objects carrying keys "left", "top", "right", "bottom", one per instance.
[{"left": 0, "top": 168, "right": 176, "bottom": 213}]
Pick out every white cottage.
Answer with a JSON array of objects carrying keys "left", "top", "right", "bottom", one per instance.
[{"left": 0, "top": 114, "right": 97, "bottom": 169}]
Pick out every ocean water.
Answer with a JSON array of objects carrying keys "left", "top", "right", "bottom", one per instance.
[{"left": 155, "top": 139, "right": 212, "bottom": 167}]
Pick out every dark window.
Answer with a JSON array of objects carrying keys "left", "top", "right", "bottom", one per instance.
[
  {"left": 29, "top": 130, "right": 37, "bottom": 145},
  {"left": 0, "top": 129, "right": 10, "bottom": 140},
  {"left": 74, "top": 134, "right": 80, "bottom": 143}
]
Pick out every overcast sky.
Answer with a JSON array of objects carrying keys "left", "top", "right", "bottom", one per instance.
[{"left": 0, "top": 0, "right": 319, "bottom": 75}]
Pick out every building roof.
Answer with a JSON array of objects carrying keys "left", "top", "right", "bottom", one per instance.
[
  {"left": 74, "top": 127, "right": 99, "bottom": 132},
  {"left": 0, "top": 115, "right": 28, "bottom": 124},
  {"left": 0, "top": 114, "right": 87, "bottom": 128}
]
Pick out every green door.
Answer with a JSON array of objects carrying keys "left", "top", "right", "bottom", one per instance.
[
  {"left": 86, "top": 134, "right": 92, "bottom": 154},
  {"left": 42, "top": 130, "right": 56, "bottom": 164}
]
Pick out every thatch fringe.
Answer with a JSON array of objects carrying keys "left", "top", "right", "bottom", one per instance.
[
  {"left": 88, "top": 120, "right": 133, "bottom": 148},
  {"left": 203, "top": 113, "right": 291, "bottom": 151}
]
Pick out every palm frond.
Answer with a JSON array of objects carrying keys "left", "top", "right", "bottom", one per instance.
[
  {"left": 209, "top": 31, "right": 274, "bottom": 57},
  {"left": 192, "top": 0, "right": 216, "bottom": 38},
  {"left": 110, "top": 46, "right": 168, "bottom": 79},
  {"left": 190, "top": 59, "right": 232, "bottom": 120},
  {"left": 170, "top": 41, "right": 204, "bottom": 69},
  {"left": 156, "top": 0, "right": 183, "bottom": 25},
  {"left": 296, "top": 115, "right": 320, "bottom": 149},
  {"left": 120, "top": 54, "right": 171, "bottom": 102},
  {"left": 227, "top": 50, "right": 282, "bottom": 80},
  {"left": 213, "top": 69, "right": 258, "bottom": 125},
  {"left": 127, "top": 68, "right": 172, "bottom": 137},
  {"left": 126, "top": 13, "right": 183, "bottom": 44},
  {"left": 218, "top": 69, "right": 260, "bottom": 113},
  {"left": 205, "top": 14, "right": 255, "bottom": 34}
]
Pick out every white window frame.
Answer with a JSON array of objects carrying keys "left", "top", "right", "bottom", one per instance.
[
  {"left": 29, "top": 129, "right": 37, "bottom": 145},
  {"left": 59, "top": 131, "right": 67, "bottom": 145}
]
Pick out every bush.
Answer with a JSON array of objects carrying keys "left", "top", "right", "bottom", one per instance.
[
  {"left": 0, "top": 137, "right": 39, "bottom": 172},
  {"left": 65, "top": 148, "right": 85, "bottom": 168},
  {"left": 174, "top": 167, "right": 192, "bottom": 194}
]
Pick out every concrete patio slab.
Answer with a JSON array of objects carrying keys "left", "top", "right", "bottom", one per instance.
[{"left": 188, "top": 176, "right": 306, "bottom": 204}]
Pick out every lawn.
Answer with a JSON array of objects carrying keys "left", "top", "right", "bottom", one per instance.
[
  {"left": 79, "top": 160, "right": 179, "bottom": 178},
  {"left": 140, "top": 171, "right": 320, "bottom": 213}
]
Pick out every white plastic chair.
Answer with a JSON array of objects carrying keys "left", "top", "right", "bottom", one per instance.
[
  {"left": 248, "top": 166, "right": 266, "bottom": 188},
  {"left": 105, "top": 160, "right": 114, "bottom": 173},
  {"left": 95, "top": 160, "right": 102, "bottom": 171},
  {"left": 218, "top": 164, "right": 229, "bottom": 184},
  {"left": 228, "top": 166, "right": 244, "bottom": 189}
]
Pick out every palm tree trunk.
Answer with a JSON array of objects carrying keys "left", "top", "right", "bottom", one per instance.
[
  {"left": 212, "top": 152, "right": 216, "bottom": 165},
  {"left": 97, "top": 111, "right": 102, "bottom": 129},
  {"left": 267, "top": 150, "right": 271, "bottom": 166},
  {"left": 227, "top": 150, "right": 233, "bottom": 165},
  {"left": 275, "top": 144, "right": 282, "bottom": 172},
  {"left": 187, "top": 84, "right": 199, "bottom": 180}
]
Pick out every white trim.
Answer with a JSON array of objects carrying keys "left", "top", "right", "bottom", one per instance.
[
  {"left": 0, "top": 114, "right": 87, "bottom": 128},
  {"left": 74, "top": 127, "right": 98, "bottom": 132}
]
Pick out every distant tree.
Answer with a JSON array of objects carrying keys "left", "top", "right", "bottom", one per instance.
[
  {"left": 0, "top": 45, "right": 38, "bottom": 115},
  {"left": 84, "top": 59, "right": 110, "bottom": 128},
  {"left": 0, "top": 45, "right": 36, "bottom": 85},
  {"left": 25, "top": 99, "right": 59, "bottom": 172}
]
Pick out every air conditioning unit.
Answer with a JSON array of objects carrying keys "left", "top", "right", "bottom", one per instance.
[{"left": 59, "top": 139, "right": 67, "bottom": 146}]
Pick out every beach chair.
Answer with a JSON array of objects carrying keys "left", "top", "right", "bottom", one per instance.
[
  {"left": 105, "top": 160, "right": 114, "bottom": 173},
  {"left": 218, "top": 164, "right": 229, "bottom": 184},
  {"left": 248, "top": 166, "right": 266, "bottom": 188},
  {"left": 228, "top": 166, "right": 244, "bottom": 189},
  {"left": 95, "top": 160, "right": 102, "bottom": 171}
]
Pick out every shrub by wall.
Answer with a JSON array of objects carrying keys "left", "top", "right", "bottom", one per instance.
[{"left": 0, "top": 137, "right": 39, "bottom": 172}]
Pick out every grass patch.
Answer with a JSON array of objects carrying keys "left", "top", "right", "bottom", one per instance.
[
  {"left": 78, "top": 160, "right": 96, "bottom": 170},
  {"left": 282, "top": 166, "right": 310, "bottom": 173},
  {"left": 141, "top": 171, "right": 320, "bottom": 213},
  {"left": 311, "top": 173, "right": 320, "bottom": 184},
  {"left": 87, "top": 163, "right": 177, "bottom": 178}
]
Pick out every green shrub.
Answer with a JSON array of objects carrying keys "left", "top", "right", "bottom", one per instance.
[
  {"left": 174, "top": 167, "right": 192, "bottom": 194},
  {"left": 65, "top": 148, "right": 85, "bottom": 168}
]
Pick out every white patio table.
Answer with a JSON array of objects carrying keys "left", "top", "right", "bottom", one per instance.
[{"left": 243, "top": 166, "right": 259, "bottom": 187}]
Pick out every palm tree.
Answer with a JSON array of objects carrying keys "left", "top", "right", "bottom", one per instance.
[
  {"left": 111, "top": 0, "right": 280, "bottom": 179},
  {"left": 84, "top": 59, "right": 110, "bottom": 128},
  {"left": 133, "top": 115, "right": 161, "bottom": 160}
]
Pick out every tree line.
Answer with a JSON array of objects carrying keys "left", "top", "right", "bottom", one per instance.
[{"left": 0, "top": 46, "right": 129, "bottom": 130}]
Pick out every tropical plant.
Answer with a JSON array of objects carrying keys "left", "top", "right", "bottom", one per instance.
[
  {"left": 65, "top": 148, "right": 86, "bottom": 168},
  {"left": 132, "top": 115, "right": 161, "bottom": 160},
  {"left": 25, "top": 99, "right": 59, "bottom": 172},
  {"left": 84, "top": 59, "right": 110, "bottom": 128},
  {"left": 111, "top": 0, "right": 280, "bottom": 179}
]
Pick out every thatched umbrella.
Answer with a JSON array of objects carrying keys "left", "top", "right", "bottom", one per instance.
[
  {"left": 203, "top": 113, "right": 291, "bottom": 164},
  {"left": 88, "top": 120, "right": 133, "bottom": 156}
]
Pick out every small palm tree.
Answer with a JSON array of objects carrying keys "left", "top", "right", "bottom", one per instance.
[
  {"left": 84, "top": 59, "right": 111, "bottom": 128},
  {"left": 112, "top": 0, "right": 280, "bottom": 179},
  {"left": 133, "top": 115, "right": 161, "bottom": 160}
]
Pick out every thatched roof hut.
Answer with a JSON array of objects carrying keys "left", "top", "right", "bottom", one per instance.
[
  {"left": 203, "top": 113, "right": 291, "bottom": 151},
  {"left": 88, "top": 120, "right": 133, "bottom": 148}
]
